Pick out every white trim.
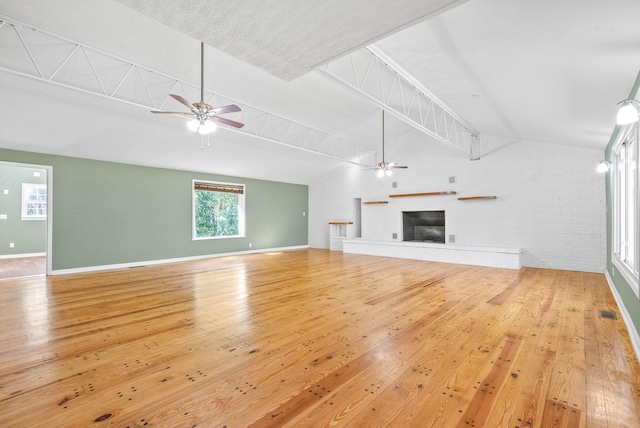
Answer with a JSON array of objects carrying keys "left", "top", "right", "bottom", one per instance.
[
  {"left": 0, "top": 252, "right": 46, "bottom": 259},
  {"left": 611, "top": 121, "right": 639, "bottom": 294},
  {"left": 50, "top": 245, "right": 309, "bottom": 276},
  {"left": 605, "top": 270, "right": 640, "bottom": 362},
  {"left": 192, "top": 179, "right": 246, "bottom": 240},
  {"left": 612, "top": 256, "right": 640, "bottom": 298}
]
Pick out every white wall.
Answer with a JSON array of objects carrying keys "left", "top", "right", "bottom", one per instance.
[{"left": 309, "top": 135, "right": 606, "bottom": 273}]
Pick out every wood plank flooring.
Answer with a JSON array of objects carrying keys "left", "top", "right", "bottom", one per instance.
[
  {"left": 0, "top": 249, "right": 639, "bottom": 427},
  {"left": 0, "top": 255, "right": 45, "bottom": 279}
]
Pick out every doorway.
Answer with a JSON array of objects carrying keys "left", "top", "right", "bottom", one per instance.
[
  {"left": 353, "top": 198, "right": 362, "bottom": 238},
  {"left": 0, "top": 161, "right": 52, "bottom": 278}
]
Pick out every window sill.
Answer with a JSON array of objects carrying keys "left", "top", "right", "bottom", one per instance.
[
  {"left": 192, "top": 235, "right": 245, "bottom": 241},
  {"left": 612, "top": 256, "right": 640, "bottom": 299}
]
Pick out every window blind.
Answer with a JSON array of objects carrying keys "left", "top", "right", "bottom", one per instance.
[{"left": 194, "top": 181, "right": 244, "bottom": 194}]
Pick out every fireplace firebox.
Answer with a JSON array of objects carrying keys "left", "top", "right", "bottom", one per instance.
[{"left": 402, "top": 210, "right": 445, "bottom": 243}]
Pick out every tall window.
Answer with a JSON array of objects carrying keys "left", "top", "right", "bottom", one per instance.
[
  {"left": 21, "top": 183, "right": 47, "bottom": 220},
  {"left": 612, "top": 122, "right": 639, "bottom": 291},
  {"left": 193, "top": 180, "right": 245, "bottom": 239}
]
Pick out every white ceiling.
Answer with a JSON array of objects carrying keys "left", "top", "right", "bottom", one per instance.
[
  {"left": 0, "top": 0, "right": 639, "bottom": 185},
  {"left": 113, "top": 0, "right": 469, "bottom": 81}
]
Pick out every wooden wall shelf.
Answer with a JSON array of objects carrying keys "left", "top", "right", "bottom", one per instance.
[
  {"left": 362, "top": 201, "right": 389, "bottom": 205},
  {"left": 458, "top": 196, "right": 497, "bottom": 201},
  {"left": 389, "top": 191, "right": 457, "bottom": 198},
  {"left": 328, "top": 221, "right": 353, "bottom": 225}
]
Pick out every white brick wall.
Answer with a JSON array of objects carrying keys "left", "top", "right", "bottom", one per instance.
[{"left": 309, "top": 136, "right": 606, "bottom": 273}]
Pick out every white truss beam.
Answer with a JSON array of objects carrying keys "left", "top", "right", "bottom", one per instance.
[
  {"left": 317, "top": 46, "right": 482, "bottom": 160},
  {"left": 0, "top": 15, "right": 377, "bottom": 166}
]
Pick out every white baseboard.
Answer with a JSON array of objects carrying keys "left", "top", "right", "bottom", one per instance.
[
  {"left": 50, "top": 245, "right": 309, "bottom": 276},
  {"left": 605, "top": 270, "right": 640, "bottom": 362},
  {"left": 0, "top": 252, "right": 46, "bottom": 259}
]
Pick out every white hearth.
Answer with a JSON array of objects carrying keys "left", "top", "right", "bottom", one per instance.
[{"left": 342, "top": 239, "right": 522, "bottom": 270}]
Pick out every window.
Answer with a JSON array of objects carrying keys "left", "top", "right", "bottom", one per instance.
[
  {"left": 21, "top": 183, "right": 47, "bottom": 220},
  {"left": 612, "top": 122, "right": 639, "bottom": 293},
  {"left": 192, "top": 180, "right": 245, "bottom": 239}
]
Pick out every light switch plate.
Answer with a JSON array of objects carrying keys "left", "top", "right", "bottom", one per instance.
[
  {"left": 0, "top": 214, "right": 7, "bottom": 220},
  {"left": 3, "top": 189, "right": 8, "bottom": 195}
]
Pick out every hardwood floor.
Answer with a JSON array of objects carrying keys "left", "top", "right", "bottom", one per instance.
[
  {"left": 0, "top": 255, "right": 45, "bottom": 279},
  {"left": 0, "top": 249, "right": 638, "bottom": 427}
]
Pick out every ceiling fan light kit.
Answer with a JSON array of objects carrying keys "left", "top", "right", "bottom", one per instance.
[
  {"left": 151, "top": 42, "right": 244, "bottom": 135},
  {"left": 188, "top": 118, "right": 218, "bottom": 135}
]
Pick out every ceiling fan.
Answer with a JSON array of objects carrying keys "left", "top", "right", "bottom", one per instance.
[
  {"left": 367, "top": 110, "right": 408, "bottom": 177},
  {"left": 151, "top": 42, "right": 244, "bottom": 134}
]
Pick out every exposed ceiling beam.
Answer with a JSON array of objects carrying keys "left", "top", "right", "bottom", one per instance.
[
  {"left": 0, "top": 14, "right": 378, "bottom": 166},
  {"left": 317, "top": 46, "right": 482, "bottom": 160}
]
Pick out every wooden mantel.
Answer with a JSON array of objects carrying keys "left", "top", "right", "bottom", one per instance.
[
  {"left": 458, "top": 196, "right": 497, "bottom": 201},
  {"left": 389, "top": 191, "right": 457, "bottom": 198}
]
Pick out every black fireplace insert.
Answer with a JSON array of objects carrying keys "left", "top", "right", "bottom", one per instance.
[{"left": 402, "top": 210, "right": 445, "bottom": 243}]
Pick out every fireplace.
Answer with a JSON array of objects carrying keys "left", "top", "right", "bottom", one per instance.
[{"left": 402, "top": 210, "right": 445, "bottom": 243}]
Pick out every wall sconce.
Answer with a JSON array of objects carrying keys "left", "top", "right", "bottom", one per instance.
[
  {"left": 616, "top": 99, "right": 640, "bottom": 125},
  {"left": 596, "top": 160, "right": 610, "bottom": 173}
]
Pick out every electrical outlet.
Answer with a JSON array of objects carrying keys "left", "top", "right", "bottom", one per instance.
[
  {"left": 392, "top": 182, "right": 398, "bottom": 188},
  {"left": 3, "top": 189, "right": 7, "bottom": 195},
  {"left": 449, "top": 176, "right": 456, "bottom": 184},
  {"left": 392, "top": 233, "right": 398, "bottom": 239},
  {"left": 449, "top": 234, "right": 456, "bottom": 243},
  {"left": 0, "top": 214, "right": 6, "bottom": 220},
  {"left": 33, "top": 171, "right": 40, "bottom": 177},
  {"left": 249, "top": 243, "right": 252, "bottom": 248},
  {"left": 9, "top": 243, "right": 14, "bottom": 248}
]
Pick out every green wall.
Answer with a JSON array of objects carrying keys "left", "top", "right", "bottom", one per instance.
[
  {"left": 604, "top": 71, "right": 640, "bottom": 337},
  {"left": 0, "top": 148, "right": 308, "bottom": 271},
  {"left": 0, "top": 164, "right": 47, "bottom": 255}
]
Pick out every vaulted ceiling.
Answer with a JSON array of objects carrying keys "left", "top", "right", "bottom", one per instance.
[{"left": 1, "top": 0, "right": 639, "bottom": 185}]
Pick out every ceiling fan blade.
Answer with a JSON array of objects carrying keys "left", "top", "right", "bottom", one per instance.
[
  {"left": 211, "top": 116, "right": 245, "bottom": 128},
  {"left": 169, "top": 94, "right": 197, "bottom": 112},
  {"left": 391, "top": 165, "right": 408, "bottom": 169},
  {"left": 151, "top": 110, "right": 194, "bottom": 115},
  {"left": 209, "top": 104, "right": 241, "bottom": 115}
]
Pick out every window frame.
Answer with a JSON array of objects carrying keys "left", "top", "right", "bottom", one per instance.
[
  {"left": 21, "top": 183, "right": 47, "bottom": 221},
  {"left": 192, "top": 179, "right": 246, "bottom": 241},
  {"left": 611, "top": 121, "right": 639, "bottom": 297}
]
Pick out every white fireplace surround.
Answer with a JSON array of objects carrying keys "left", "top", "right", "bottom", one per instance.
[{"left": 342, "top": 239, "right": 522, "bottom": 270}]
